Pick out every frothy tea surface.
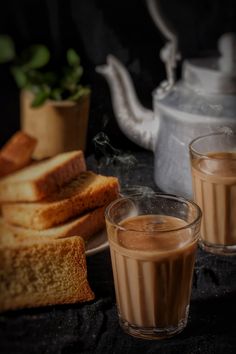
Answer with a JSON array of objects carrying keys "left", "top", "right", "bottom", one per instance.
[
  {"left": 118, "top": 215, "right": 191, "bottom": 252},
  {"left": 195, "top": 152, "right": 236, "bottom": 177}
]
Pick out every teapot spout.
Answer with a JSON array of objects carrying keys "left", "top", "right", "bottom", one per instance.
[{"left": 96, "top": 55, "right": 159, "bottom": 151}]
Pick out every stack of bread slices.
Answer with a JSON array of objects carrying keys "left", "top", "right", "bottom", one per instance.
[{"left": 0, "top": 131, "right": 119, "bottom": 312}]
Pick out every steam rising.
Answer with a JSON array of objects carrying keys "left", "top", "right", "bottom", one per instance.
[
  {"left": 218, "top": 126, "right": 234, "bottom": 135},
  {"left": 93, "top": 132, "right": 137, "bottom": 184}
]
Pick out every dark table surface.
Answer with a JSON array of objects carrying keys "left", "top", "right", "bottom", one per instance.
[{"left": 1, "top": 151, "right": 236, "bottom": 354}]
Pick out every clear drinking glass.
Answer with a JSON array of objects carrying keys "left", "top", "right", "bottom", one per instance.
[
  {"left": 190, "top": 132, "right": 236, "bottom": 255},
  {"left": 105, "top": 193, "right": 201, "bottom": 340}
]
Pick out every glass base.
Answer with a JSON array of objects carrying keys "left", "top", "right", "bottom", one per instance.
[
  {"left": 119, "top": 316, "right": 187, "bottom": 340},
  {"left": 199, "top": 240, "right": 236, "bottom": 256}
]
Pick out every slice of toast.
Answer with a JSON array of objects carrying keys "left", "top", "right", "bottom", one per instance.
[
  {"left": 0, "top": 156, "right": 16, "bottom": 178},
  {"left": 0, "top": 131, "right": 37, "bottom": 177},
  {"left": 5, "top": 205, "right": 106, "bottom": 241},
  {"left": 0, "top": 218, "right": 18, "bottom": 246},
  {"left": 0, "top": 231, "right": 94, "bottom": 312},
  {"left": 2, "top": 171, "right": 119, "bottom": 230},
  {"left": 0, "top": 150, "right": 86, "bottom": 202}
]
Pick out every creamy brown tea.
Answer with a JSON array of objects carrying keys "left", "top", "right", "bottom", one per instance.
[
  {"left": 109, "top": 214, "right": 197, "bottom": 329},
  {"left": 192, "top": 151, "right": 236, "bottom": 246}
]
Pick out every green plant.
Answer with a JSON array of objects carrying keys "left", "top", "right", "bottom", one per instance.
[{"left": 0, "top": 36, "right": 90, "bottom": 107}]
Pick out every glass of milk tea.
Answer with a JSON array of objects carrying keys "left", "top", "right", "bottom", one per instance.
[
  {"left": 190, "top": 132, "right": 236, "bottom": 255},
  {"left": 105, "top": 193, "right": 201, "bottom": 340}
]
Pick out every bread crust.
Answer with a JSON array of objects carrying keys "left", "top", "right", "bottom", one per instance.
[
  {"left": 0, "top": 150, "right": 86, "bottom": 202},
  {"left": 0, "top": 236, "right": 94, "bottom": 312},
  {"left": 2, "top": 172, "right": 119, "bottom": 229},
  {"left": 0, "top": 131, "right": 37, "bottom": 177},
  {"left": 5, "top": 205, "right": 106, "bottom": 240}
]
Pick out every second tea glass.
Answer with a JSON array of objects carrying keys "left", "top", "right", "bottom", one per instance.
[{"left": 189, "top": 132, "right": 236, "bottom": 255}]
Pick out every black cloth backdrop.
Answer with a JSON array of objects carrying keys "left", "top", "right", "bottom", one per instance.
[
  {"left": 0, "top": 2, "right": 236, "bottom": 353},
  {"left": 0, "top": 0, "right": 235, "bottom": 151}
]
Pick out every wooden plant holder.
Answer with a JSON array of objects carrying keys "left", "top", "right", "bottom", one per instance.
[{"left": 20, "top": 90, "right": 90, "bottom": 159}]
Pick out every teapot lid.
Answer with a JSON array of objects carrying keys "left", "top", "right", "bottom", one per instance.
[
  {"left": 153, "top": 80, "right": 236, "bottom": 119},
  {"left": 146, "top": 1, "right": 236, "bottom": 96},
  {"left": 153, "top": 33, "right": 236, "bottom": 119},
  {"left": 183, "top": 33, "right": 236, "bottom": 95}
]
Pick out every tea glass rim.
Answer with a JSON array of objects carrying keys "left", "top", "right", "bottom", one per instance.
[
  {"left": 119, "top": 184, "right": 154, "bottom": 197},
  {"left": 189, "top": 131, "right": 236, "bottom": 158},
  {"left": 105, "top": 192, "right": 202, "bottom": 234}
]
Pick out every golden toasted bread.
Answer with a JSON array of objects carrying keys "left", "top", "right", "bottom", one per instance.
[
  {"left": 0, "top": 150, "right": 86, "bottom": 202},
  {"left": 0, "top": 131, "right": 37, "bottom": 177},
  {"left": 2, "top": 171, "right": 119, "bottom": 230},
  {"left": 5, "top": 205, "right": 106, "bottom": 240},
  {"left": 0, "top": 227, "right": 94, "bottom": 312}
]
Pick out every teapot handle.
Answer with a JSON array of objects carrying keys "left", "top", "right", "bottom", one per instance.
[{"left": 146, "top": 0, "right": 180, "bottom": 94}]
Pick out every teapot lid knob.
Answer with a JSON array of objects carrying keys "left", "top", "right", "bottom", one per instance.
[
  {"left": 218, "top": 33, "right": 236, "bottom": 74},
  {"left": 182, "top": 32, "right": 236, "bottom": 95}
]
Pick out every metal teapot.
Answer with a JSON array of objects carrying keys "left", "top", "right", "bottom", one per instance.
[{"left": 97, "top": 0, "right": 236, "bottom": 198}]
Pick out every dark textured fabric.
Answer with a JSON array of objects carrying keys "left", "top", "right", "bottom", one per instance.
[
  {"left": 0, "top": 0, "right": 236, "bottom": 151},
  {"left": 0, "top": 2, "right": 236, "bottom": 351},
  {"left": 0, "top": 152, "right": 236, "bottom": 354}
]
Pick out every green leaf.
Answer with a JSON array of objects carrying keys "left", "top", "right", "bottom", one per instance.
[
  {"left": 31, "top": 89, "right": 50, "bottom": 107},
  {"left": 42, "top": 71, "right": 57, "bottom": 85},
  {"left": 68, "top": 86, "right": 90, "bottom": 101},
  {"left": 51, "top": 88, "right": 63, "bottom": 100},
  {"left": 74, "top": 66, "right": 83, "bottom": 79},
  {"left": 27, "top": 70, "right": 45, "bottom": 85},
  {"left": 61, "top": 66, "right": 83, "bottom": 91},
  {"left": 0, "top": 35, "right": 15, "bottom": 63},
  {"left": 11, "top": 67, "right": 27, "bottom": 88},
  {"left": 67, "top": 49, "right": 80, "bottom": 67},
  {"left": 8, "top": 43, "right": 91, "bottom": 104},
  {"left": 23, "top": 45, "right": 50, "bottom": 69}
]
